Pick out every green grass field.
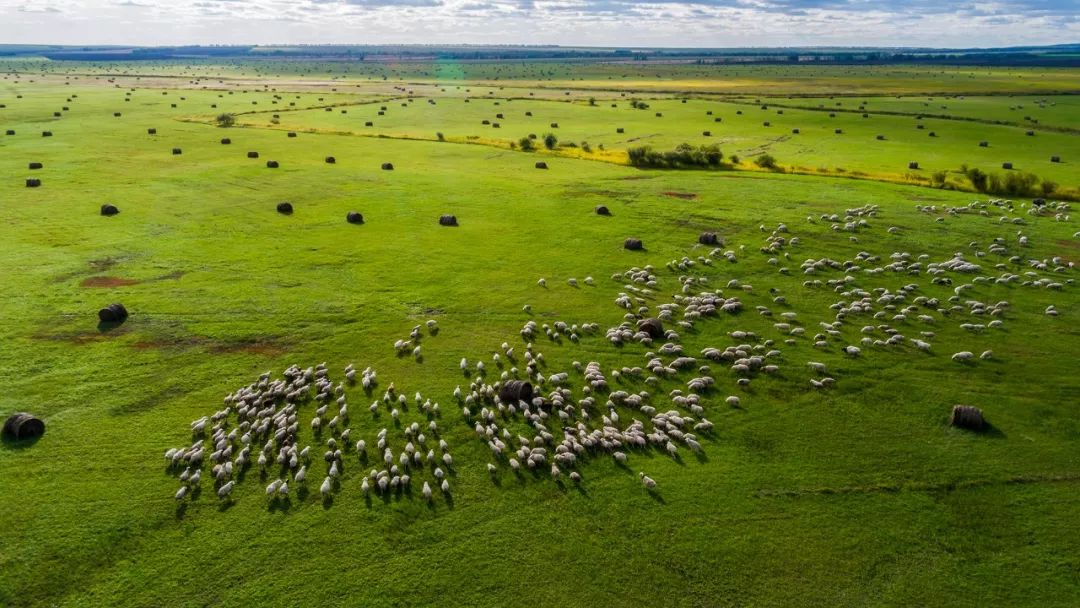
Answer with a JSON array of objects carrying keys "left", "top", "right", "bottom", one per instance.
[{"left": 1, "top": 60, "right": 1078, "bottom": 607}]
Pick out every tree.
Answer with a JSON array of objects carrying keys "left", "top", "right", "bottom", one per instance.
[
  {"left": 518, "top": 136, "right": 535, "bottom": 151},
  {"left": 755, "top": 154, "right": 778, "bottom": 169},
  {"left": 543, "top": 133, "right": 558, "bottom": 150},
  {"left": 216, "top": 113, "right": 235, "bottom": 128}
]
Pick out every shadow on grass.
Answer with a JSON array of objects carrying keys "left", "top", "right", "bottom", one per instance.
[
  {"left": 96, "top": 319, "right": 126, "bottom": 333},
  {"left": 1, "top": 434, "right": 42, "bottom": 450},
  {"left": 646, "top": 489, "right": 665, "bottom": 504}
]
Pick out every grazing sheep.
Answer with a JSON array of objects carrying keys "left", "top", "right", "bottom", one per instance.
[
  {"left": 320, "top": 476, "right": 332, "bottom": 498},
  {"left": 952, "top": 351, "right": 974, "bottom": 362},
  {"left": 639, "top": 472, "right": 657, "bottom": 490}
]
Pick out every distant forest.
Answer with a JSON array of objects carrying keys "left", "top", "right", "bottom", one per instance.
[{"left": 1, "top": 43, "right": 1078, "bottom": 66}]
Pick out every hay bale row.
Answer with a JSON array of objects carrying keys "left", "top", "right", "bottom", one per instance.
[
  {"left": 498, "top": 380, "right": 533, "bottom": 405},
  {"left": 950, "top": 405, "right": 984, "bottom": 431},
  {"left": 2, "top": 413, "right": 45, "bottom": 441},
  {"left": 98, "top": 303, "right": 128, "bottom": 323}
]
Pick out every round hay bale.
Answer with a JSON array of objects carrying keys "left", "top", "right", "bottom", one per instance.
[
  {"left": 908, "top": 161, "right": 919, "bottom": 170},
  {"left": 498, "top": 380, "right": 534, "bottom": 405},
  {"left": 147, "top": 128, "right": 156, "bottom": 135},
  {"left": 792, "top": 128, "right": 800, "bottom": 134},
  {"left": 114, "top": 112, "right": 122, "bottom": 117},
  {"left": 698, "top": 232, "right": 719, "bottom": 245},
  {"left": 98, "top": 302, "right": 128, "bottom": 323},
  {"left": 862, "top": 113, "right": 869, "bottom": 118},
  {"left": 929, "top": 131, "right": 937, "bottom": 137},
  {"left": 916, "top": 124, "right": 925, "bottom": 129},
  {"left": 624, "top": 238, "right": 644, "bottom": 251},
  {"left": 834, "top": 128, "right": 843, "bottom": 134},
  {"left": 53, "top": 112, "right": 61, "bottom": 117},
  {"left": 875, "top": 134, "right": 885, "bottom": 140},
  {"left": 763, "top": 122, "right": 771, "bottom": 127},
  {"left": 950, "top": 405, "right": 984, "bottom": 431},
  {"left": 325, "top": 156, "right": 336, "bottom": 164},
  {"left": 535, "top": 161, "right": 548, "bottom": 169},
  {"left": 42, "top": 131, "right": 53, "bottom": 137},
  {"left": 276, "top": 202, "right": 293, "bottom": 214},
  {"left": 220, "top": 138, "right": 231, "bottom": 145},
  {"left": 496, "top": 113, "right": 504, "bottom": 119},
  {"left": 550, "top": 122, "right": 559, "bottom": 128},
  {"left": 481, "top": 120, "right": 490, "bottom": 125},
  {"left": 595, "top": 205, "right": 611, "bottom": 216},
  {"left": 287, "top": 132, "right": 297, "bottom": 138},
  {"left": 266, "top": 160, "right": 279, "bottom": 168},
  {"left": 1050, "top": 155, "right": 1061, "bottom": 163},
  {"left": 365, "top": 121, "right": 373, "bottom": 127},
  {"left": 714, "top": 117, "right": 722, "bottom": 122},
  {"left": 1026, "top": 130, "right": 1035, "bottom": 136},
  {"left": 1002, "top": 162, "right": 1013, "bottom": 170},
  {"left": 25, "top": 178, "right": 41, "bottom": 188},
  {"left": 5, "top": 130, "right": 15, "bottom": 135},
  {"left": 2, "top": 413, "right": 45, "bottom": 441},
  {"left": 100, "top": 204, "right": 119, "bottom": 216},
  {"left": 637, "top": 318, "right": 664, "bottom": 339},
  {"left": 172, "top": 148, "right": 182, "bottom": 155},
  {"left": 702, "top": 131, "right": 711, "bottom": 136},
  {"left": 381, "top": 162, "right": 394, "bottom": 171},
  {"left": 28, "top": 162, "right": 43, "bottom": 170},
  {"left": 439, "top": 214, "right": 458, "bottom": 226},
  {"left": 247, "top": 151, "right": 259, "bottom": 159},
  {"left": 346, "top": 211, "right": 364, "bottom": 224},
  {"left": 616, "top": 127, "right": 624, "bottom": 133},
  {"left": 978, "top": 140, "right": 988, "bottom": 147}
]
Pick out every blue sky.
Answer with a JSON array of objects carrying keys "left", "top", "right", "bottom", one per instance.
[{"left": 3, "top": 0, "right": 1078, "bottom": 47}]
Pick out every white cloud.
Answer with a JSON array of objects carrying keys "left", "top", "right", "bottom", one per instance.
[{"left": 0, "top": 0, "right": 1076, "bottom": 46}]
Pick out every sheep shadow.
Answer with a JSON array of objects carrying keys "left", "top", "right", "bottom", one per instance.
[
  {"left": 646, "top": 489, "right": 666, "bottom": 504},
  {"left": 268, "top": 497, "right": 293, "bottom": 512},
  {"left": 175, "top": 502, "right": 188, "bottom": 519},
  {"left": 321, "top": 494, "right": 334, "bottom": 509},
  {"left": 444, "top": 493, "right": 455, "bottom": 509}
]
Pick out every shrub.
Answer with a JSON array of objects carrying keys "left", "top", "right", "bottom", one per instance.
[
  {"left": 755, "top": 154, "right": 778, "bottom": 169},
  {"left": 436, "top": 132, "right": 445, "bottom": 141},
  {"left": 627, "top": 144, "right": 723, "bottom": 169},
  {"left": 216, "top": 113, "right": 235, "bottom": 128},
  {"left": 931, "top": 170, "right": 949, "bottom": 188},
  {"left": 1041, "top": 180, "right": 1058, "bottom": 196},
  {"left": 729, "top": 155, "right": 739, "bottom": 166},
  {"left": 543, "top": 133, "right": 558, "bottom": 150}
]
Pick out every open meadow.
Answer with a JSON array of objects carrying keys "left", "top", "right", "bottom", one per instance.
[{"left": 1, "top": 59, "right": 1078, "bottom": 607}]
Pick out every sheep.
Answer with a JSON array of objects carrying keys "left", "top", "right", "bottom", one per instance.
[
  {"left": 320, "top": 476, "right": 332, "bottom": 497},
  {"left": 639, "top": 472, "right": 657, "bottom": 490},
  {"left": 422, "top": 481, "right": 433, "bottom": 501},
  {"left": 217, "top": 481, "right": 235, "bottom": 499},
  {"left": 952, "top": 351, "right": 974, "bottom": 362},
  {"left": 441, "top": 479, "right": 450, "bottom": 493}
]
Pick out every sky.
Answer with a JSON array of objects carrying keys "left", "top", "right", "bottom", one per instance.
[{"left": 1, "top": 0, "right": 1078, "bottom": 48}]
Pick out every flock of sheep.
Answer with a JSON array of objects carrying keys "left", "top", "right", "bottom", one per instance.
[{"left": 167, "top": 194, "right": 1073, "bottom": 509}]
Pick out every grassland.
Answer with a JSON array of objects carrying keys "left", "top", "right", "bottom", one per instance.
[{"left": 1, "top": 60, "right": 1078, "bottom": 608}]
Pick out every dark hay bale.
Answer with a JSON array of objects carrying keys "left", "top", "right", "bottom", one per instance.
[
  {"left": 114, "top": 112, "right": 122, "bottom": 117},
  {"left": 929, "top": 131, "right": 937, "bottom": 137},
  {"left": 950, "top": 405, "right": 984, "bottom": 431},
  {"left": 287, "top": 132, "right": 297, "bottom": 138},
  {"left": 498, "top": 380, "right": 534, "bottom": 405},
  {"left": 220, "top": 138, "right": 231, "bottom": 145},
  {"left": 381, "top": 162, "right": 394, "bottom": 171},
  {"left": 28, "top": 162, "right": 43, "bottom": 170},
  {"left": 876, "top": 134, "right": 885, "bottom": 140},
  {"left": 3, "top": 413, "right": 45, "bottom": 441},
  {"left": 535, "top": 161, "right": 548, "bottom": 169},
  {"left": 492, "top": 123, "right": 500, "bottom": 129},
  {"left": 5, "top": 130, "right": 14, "bottom": 135},
  {"left": 834, "top": 129, "right": 843, "bottom": 134},
  {"left": 172, "top": 148, "right": 182, "bottom": 155},
  {"left": 829, "top": 113, "right": 835, "bottom": 117},
  {"left": 862, "top": 113, "right": 869, "bottom": 118},
  {"left": 706, "top": 110, "right": 713, "bottom": 115},
  {"left": 365, "top": 121, "right": 373, "bottom": 127},
  {"left": 496, "top": 113, "right": 504, "bottom": 119},
  {"left": 1026, "top": 130, "right": 1034, "bottom": 136},
  {"left": 53, "top": 112, "right": 61, "bottom": 117},
  {"left": 763, "top": 122, "right": 770, "bottom": 127},
  {"left": 1032, "top": 198, "right": 1046, "bottom": 207},
  {"left": 595, "top": 205, "right": 611, "bottom": 216},
  {"left": 702, "top": 131, "right": 711, "bottom": 136},
  {"left": 736, "top": 110, "right": 742, "bottom": 115},
  {"left": 147, "top": 128, "right": 156, "bottom": 135},
  {"left": 655, "top": 113, "right": 662, "bottom": 118},
  {"left": 550, "top": 123, "right": 559, "bottom": 128},
  {"left": 792, "top": 128, "right": 800, "bottom": 134},
  {"left": 698, "top": 232, "right": 719, "bottom": 245},
  {"left": 616, "top": 127, "right": 624, "bottom": 133},
  {"left": 325, "top": 156, "right": 336, "bottom": 164},
  {"left": 481, "top": 120, "right": 490, "bottom": 125},
  {"left": 916, "top": 124, "right": 925, "bottom": 129},
  {"left": 979, "top": 140, "right": 988, "bottom": 147},
  {"left": 439, "top": 214, "right": 458, "bottom": 226},
  {"left": 525, "top": 111, "right": 533, "bottom": 116},
  {"left": 266, "top": 160, "right": 279, "bottom": 168},
  {"left": 378, "top": 111, "right": 385, "bottom": 116},
  {"left": 247, "top": 151, "right": 259, "bottom": 159},
  {"left": 637, "top": 318, "right": 664, "bottom": 339},
  {"left": 100, "top": 204, "right": 119, "bottom": 216},
  {"left": 276, "top": 202, "right": 293, "bottom": 214},
  {"left": 624, "top": 238, "right": 644, "bottom": 251},
  {"left": 346, "top": 211, "right": 364, "bottom": 224},
  {"left": 1002, "top": 162, "right": 1013, "bottom": 170},
  {"left": 98, "top": 302, "right": 128, "bottom": 323},
  {"left": 26, "top": 178, "right": 41, "bottom": 188},
  {"left": 715, "top": 117, "right": 723, "bottom": 122},
  {"left": 908, "top": 161, "right": 919, "bottom": 170},
  {"left": 42, "top": 131, "right": 53, "bottom": 137},
  {"left": 1050, "top": 155, "right": 1061, "bottom": 163}
]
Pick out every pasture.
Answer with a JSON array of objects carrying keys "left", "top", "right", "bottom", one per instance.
[{"left": 1, "top": 60, "right": 1078, "bottom": 608}]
